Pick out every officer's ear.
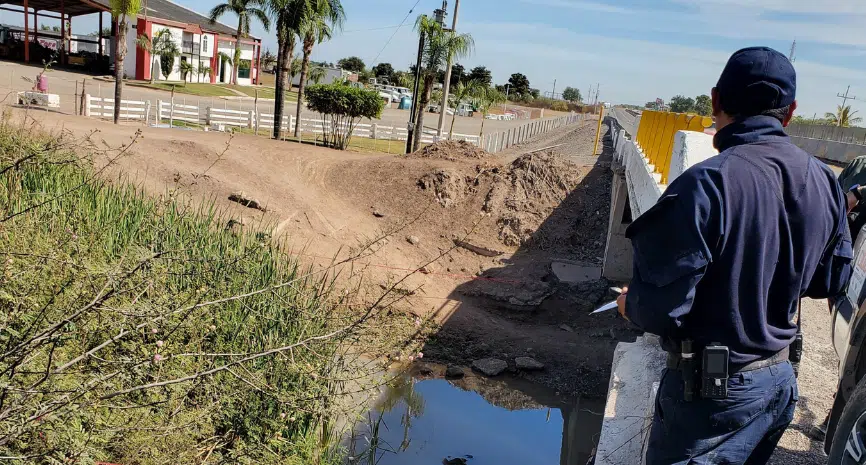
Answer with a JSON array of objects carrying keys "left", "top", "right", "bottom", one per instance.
[
  {"left": 782, "top": 101, "right": 798, "bottom": 127},
  {"left": 711, "top": 87, "right": 722, "bottom": 117}
]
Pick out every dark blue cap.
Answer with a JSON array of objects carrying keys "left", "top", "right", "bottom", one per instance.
[{"left": 716, "top": 46, "right": 796, "bottom": 115}]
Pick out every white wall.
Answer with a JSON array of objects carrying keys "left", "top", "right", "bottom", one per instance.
[
  {"left": 200, "top": 33, "right": 214, "bottom": 58},
  {"left": 149, "top": 24, "right": 184, "bottom": 82},
  {"left": 123, "top": 21, "right": 137, "bottom": 79},
  {"left": 216, "top": 40, "right": 234, "bottom": 83}
]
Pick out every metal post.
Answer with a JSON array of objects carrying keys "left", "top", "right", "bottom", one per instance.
[
  {"left": 437, "top": 0, "right": 460, "bottom": 137},
  {"left": 84, "top": 94, "right": 92, "bottom": 117},
  {"left": 23, "top": 0, "right": 29, "bottom": 63},
  {"left": 98, "top": 12, "right": 103, "bottom": 57}
]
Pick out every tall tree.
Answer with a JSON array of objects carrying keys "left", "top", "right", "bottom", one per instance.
[
  {"left": 289, "top": 56, "right": 302, "bottom": 85},
  {"left": 826, "top": 105, "right": 863, "bottom": 128},
  {"left": 472, "top": 86, "right": 504, "bottom": 141},
  {"left": 507, "top": 73, "right": 530, "bottom": 97},
  {"left": 337, "top": 56, "right": 365, "bottom": 72},
  {"left": 268, "top": 0, "right": 302, "bottom": 139},
  {"left": 669, "top": 95, "right": 695, "bottom": 113},
  {"left": 562, "top": 86, "right": 581, "bottom": 103},
  {"left": 209, "top": 0, "right": 270, "bottom": 85},
  {"left": 109, "top": 0, "right": 141, "bottom": 125},
  {"left": 411, "top": 15, "right": 474, "bottom": 152},
  {"left": 294, "top": 0, "right": 345, "bottom": 138},
  {"left": 449, "top": 63, "right": 465, "bottom": 87},
  {"left": 468, "top": 66, "right": 492, "bottom": 87},
  {"left": 372, "top": 62, "right": 394, "bottom": 81},
  {"left": 694, "top": 94, "right": 712, "bottom": 116}
]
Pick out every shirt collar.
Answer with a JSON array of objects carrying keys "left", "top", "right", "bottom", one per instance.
[{"left": 713, "top": 115, "right": 789, "bottom": 152}]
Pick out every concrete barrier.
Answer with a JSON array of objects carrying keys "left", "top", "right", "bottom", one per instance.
[{"left": 790, "top": 135, "right": 866, "bottom": 164}]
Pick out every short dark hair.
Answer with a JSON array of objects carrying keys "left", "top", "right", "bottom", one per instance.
[{"left": 719, "top": 92, "right": 790, "bottom": 123}]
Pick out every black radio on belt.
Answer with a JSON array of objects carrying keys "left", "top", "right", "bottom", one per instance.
[{"left": 701, "top": 343, "right": 730, "bottom": 399}]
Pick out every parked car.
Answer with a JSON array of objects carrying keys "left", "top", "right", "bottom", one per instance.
[{"left": 826, "top": 225, "right": 866, "bottom": 462}]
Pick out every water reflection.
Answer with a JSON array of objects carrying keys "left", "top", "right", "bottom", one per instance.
[{"left": 347, "top": 365, "right": 602, "bottom": 465}]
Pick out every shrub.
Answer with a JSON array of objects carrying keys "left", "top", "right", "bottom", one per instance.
[
  {"left": 305, "top": 83, "right": 384, "bottom": 150},
  {"left": 551, "top": 100, "right": 569, "bottom": 112}
]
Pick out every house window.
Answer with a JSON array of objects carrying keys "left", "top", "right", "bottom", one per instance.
[
  {"left": 202, "top": 35, "right": 208, "bottom": 53},
  {"left": 238, "top": 59, "right": 251, "bottom": 79}
]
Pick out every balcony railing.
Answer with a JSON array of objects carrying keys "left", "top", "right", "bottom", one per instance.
[{"left": 181, "top": 41, "right": 199, "bottom": 54}]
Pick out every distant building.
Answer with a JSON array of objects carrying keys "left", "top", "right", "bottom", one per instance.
[
  {"left": 290, "top": 66, "right": 353, "bottom": 87},
  {"left": 108, "top": 0, "right": 263, "bottom": 85}
]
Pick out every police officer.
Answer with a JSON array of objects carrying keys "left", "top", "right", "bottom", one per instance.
[{"left": 615, "top": 47, "right": 853, "bottom": 464}]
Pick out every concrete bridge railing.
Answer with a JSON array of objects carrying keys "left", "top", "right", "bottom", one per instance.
[{"left": 595, "top": 112, "right": 718, "bottom": 465}]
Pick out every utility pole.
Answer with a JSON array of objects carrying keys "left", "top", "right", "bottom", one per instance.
[
  {"left": 836, "top": 85, "right": 858, "bottom": 127},
  {"left": 552, "top": 79, "right": 557, "bottom": 100},
  {"left": 788, "top": 39, "right": 796, "bottom": 63},
  {"left": 436, "top": 0, "right": 459, "bottom": 138},
  {"left": 406, "top": 16, "right": 428, "bottom": 154}
]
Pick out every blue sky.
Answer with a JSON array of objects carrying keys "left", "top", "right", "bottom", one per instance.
[{"left": 6, "top": 0, "right": 866, "bottom": 116}]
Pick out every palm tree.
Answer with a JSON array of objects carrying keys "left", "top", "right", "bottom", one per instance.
[
  {"left": 217, "top": 51, "right": 233, "bottom": 82},
  {"left": 198, "top": 66, "right": 213, "bottom": 82},
  {"left": 136, "top": 29, "right": 177, "bottom": 83},
  {"left": 411, "top": 15, "right": 474, "bottom": 151},
  {"left": 208, "top": 0, "right": 270, "bottom": 85},
  {"left": 267, "top": 0, "right": 301, "bottom": 139},
  {"left": 294, "top": 0, "right": 345, "bottom": 138},
  {"left": 472, "top": 86, "right": 505, "bottom": 142},
  {"left": 309, "top": 65, "right": 326, "bottom": 84},
  {"left": 109, "top": 0, "right": 141, "bottom": 124},
  {"left": 178, "top": 61, "right": 195, "bottom": 84},
  {"left": 447, "top": 79, "right": 480, "bottom": 139},
  {"left": 825, "top": 105, "right": 863, "bottom": 128},
  {"left": 289, "top": 56, "right": 302, "bottom": 86}
]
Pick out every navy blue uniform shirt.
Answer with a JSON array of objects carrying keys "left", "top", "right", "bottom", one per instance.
[{"left": 625, "top": 115, "right": 853, "bottom": 364}]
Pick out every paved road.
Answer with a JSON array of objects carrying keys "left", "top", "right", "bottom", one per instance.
[
  {"left": 0, "top": 60, "right": 558, "bottom": 137},
  {"left": 611, "top": 107, "right": 639, "bottom": 137}
]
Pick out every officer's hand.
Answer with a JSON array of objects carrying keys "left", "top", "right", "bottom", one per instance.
[{"left": 617, "top": 287, "right": 630, "bottom": 321}]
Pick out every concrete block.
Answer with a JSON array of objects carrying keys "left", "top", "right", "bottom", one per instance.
[
  {"left": 551, "top": 262, "right": 601, "bottom": 283},
  {"left": 668, "top": 131, "right": 717, "bottom": 182},
  {"left": 595, "top": 335, "right": 666, "bottom": 465}
]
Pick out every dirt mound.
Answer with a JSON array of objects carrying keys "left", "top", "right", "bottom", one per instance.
[
  {"left": 417, "top": 168, "right": 470, "bottom": 207},
  {"left": 484, "top": 152, "right": 583, "bottom": 246},
  {"left": 411, "top": 140, "right": 489, "bottom": 161}
]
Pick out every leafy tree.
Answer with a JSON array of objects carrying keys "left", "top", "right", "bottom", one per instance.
[
  {"left": 449, "top": 63, "right": 465, "bottom": 86},
  {"left": 295, "top": 0, "right": 346, "bottom": 138},
  {"left": 411, "top": 15, "right": 474, "bottom": 152},
  {"left": 826, "top": 105, "right": 863, "bottom": 127},
  {"left": 305, "top": 82, "right": 384, "bottom": 149},
  {"left": 109, "top": 0, "right": 141, "bottom": 124},
  {"left": 136, "top": 29, "right": 178, "bottom": 84},
  {"left": 372, "top": 62, "right": 394, "bottom": 81},
  {"left": 198, "top": 66, "right": 213, "bottom": 80},
  {"left": 467, "top": 66, "right": 492, "bottom": 87},
  {"left": 562, "top": 86, "right": 581, "bottom": 102},
  {"left": 529, "top": 88, "right": 540, "bottom": 99},
  {"left": 669, "top": 95, "right": 695, "bottom": 113},
  {"left": 447, "top": 79, "right": 480, "bottom": 138},
  {"left": 209, "top": 0, "right": 270, "bottom": 85},
  {"left": 508, "top": 73, "right": 530, "bottom": 97},
  {"left": 694, "top": 94, "right": 712, "bottom": 116},
  {"left": 289, "top": 56, "right": 301, "bottom": 85},
  {"left": 358, "top": 69, "right": 374, "bottom": 84},
  {"left": 791, "top": 115, "right": 832, "bottom": 126},
  {"left": 471, "top": 86, "right": 505, "bottom": 140},
  {"left": 337, "top": 56, "right": 365, "bottom": 72},
  {"left": 393, "top": 71, "right": 413, "bottom": 89},
  {"left": 261, "top": 48, "right": 277, "bottom": 71}
]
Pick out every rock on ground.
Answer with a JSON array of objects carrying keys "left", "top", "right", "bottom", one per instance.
[
  {"left": 472, "top": 358, "right": 508, "bottom": 377},
  {"left": 445, "top": 365, "right": 465, "bottom": 379},
  {"left": 515, "top": 356, "right": 545, "bottom": 371}
]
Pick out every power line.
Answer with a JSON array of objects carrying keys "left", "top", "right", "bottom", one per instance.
[
  {"left": 343, "top": 24, "right": 406, "bottom": 34},
  {"left": 370, "top": 0, "right": 423, "bottom": 66}
]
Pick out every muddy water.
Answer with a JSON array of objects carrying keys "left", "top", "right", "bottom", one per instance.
[{"left": 347, "top": 364, "right": 603, "bottom": 465}]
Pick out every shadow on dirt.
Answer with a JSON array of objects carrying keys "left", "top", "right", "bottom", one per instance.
[{"left": 420, "top": 120, "right": 640, "bottom": 400}]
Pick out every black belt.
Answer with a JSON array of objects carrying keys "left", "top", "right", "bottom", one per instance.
[{"left": 666, "top": 346, "right": 789, "bottom": 374}]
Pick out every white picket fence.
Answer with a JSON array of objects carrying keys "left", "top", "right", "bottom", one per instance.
[
  {"left": 84, "top": 94, "right": 584, "bottom": 149},
  {"left": 85, "top": 96, "right": 151, "bottom": 121}
]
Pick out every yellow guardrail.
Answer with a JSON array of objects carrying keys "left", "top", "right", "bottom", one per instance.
[{"left": 635, "top": 110, "right": 713, "bottom": 183}]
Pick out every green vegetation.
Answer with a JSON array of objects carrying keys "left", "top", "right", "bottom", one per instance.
[
  {"left": 0, "top": 116, "right": 416, "bottom": 463},
  {"left": 666, "top": 94, "right": 712, "bottom": 116},
  {"left": 562, "top": 87, "right": 581, "bottom": 103},
  {"left": 305, "top": 83, "right": 384, "bottom": 149},
  {"left": 129, "top": 81, "right": 238, "bottom": 97},
  {"left": 826, "top": 104, "right": 862, "bottom": 128},
  {"left": 337, "top": 56, "right": 365, "bottom": 73}
]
